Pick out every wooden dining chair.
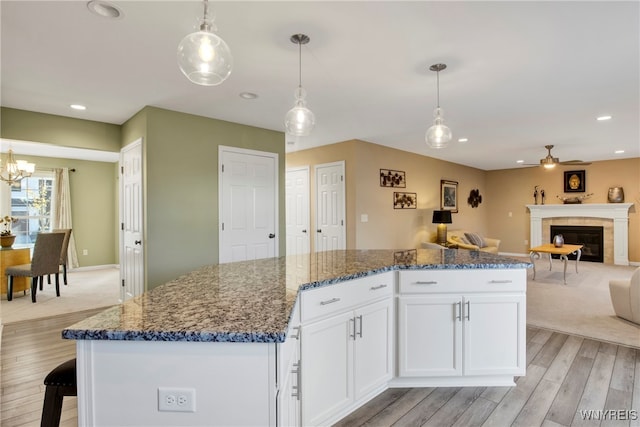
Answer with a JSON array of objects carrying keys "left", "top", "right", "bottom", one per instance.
[{"left": 5, "top": 231, "right": 66, "bottom": 303}]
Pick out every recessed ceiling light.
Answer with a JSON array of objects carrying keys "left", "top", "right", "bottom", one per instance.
[
  {"left": 596, "top": 115, "right": 612, "bottom": 121},
  {"left": 457, "top": 138, "right": 469, "bottom": 143},
  {"left": 239, "top": 92, "right": 258, "bottom": 100},
  {"left": 70, "top": 104, "right": 87, "bottom": 110},
  {"left": 614, "top": 150, "right": 625, "bottom": 154},
  {"left": 516, "top": 160, "right": 524, "bottom": 164},
  {"left": 87, "top": 0, "right": 123, "bottom": 19}
]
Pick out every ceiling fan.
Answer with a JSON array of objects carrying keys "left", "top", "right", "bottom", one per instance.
[{"left": 524, "top": 145, "right": 592, "bottom": 168}]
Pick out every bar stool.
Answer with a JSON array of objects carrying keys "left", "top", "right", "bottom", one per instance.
[{"left": 41, "top": 358, "right": 77, "bottom": 427}]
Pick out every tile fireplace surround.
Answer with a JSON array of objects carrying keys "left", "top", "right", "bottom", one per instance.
[{"left": 527, "top": 203, "right": 634, "bottom": 265}]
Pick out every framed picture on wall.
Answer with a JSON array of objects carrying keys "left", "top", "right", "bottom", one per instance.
[
  {"left": 380, "top": 169, "right": 406, "bottom": 187},
  {"left": 564, "top": 170, "right": 585, "bottom": 192},
  {"left": 393, "top": 192, "right": 417, "bottom": 209},
  {"left": 441, "top": 180, "right": 458, "bottom": 212}
]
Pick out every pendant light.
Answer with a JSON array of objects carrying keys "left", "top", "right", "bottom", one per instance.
[
  {"left": 425, "top": 63, "right": 452, "bottom": 149},
  {"left": 284, "top": 34, "right": 315, "bottom": 137},
  {"left": 177, "top": 0, "right": 232, "bottom": 86}
]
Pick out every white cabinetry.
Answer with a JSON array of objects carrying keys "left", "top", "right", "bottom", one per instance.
[
  {"left": 278, "top": 302, "right": 301, "bottom": 427},
  {"left": 300, "top": 273, "right": 393, "bottom": 427},
  {"left": 396, "top": 269, "right": 526, "bottom": 387}
]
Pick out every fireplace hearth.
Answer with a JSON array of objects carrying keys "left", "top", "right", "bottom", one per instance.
[{"left": 550, "top": 225, "right": 603, "bottom": 262}]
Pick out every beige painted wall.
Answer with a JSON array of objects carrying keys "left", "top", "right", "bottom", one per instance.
[
  {"left": 286, "top": 140, "right": 488, "bottom": 250},
  {"left": 486, "top": 158, "right": 640, "bottom": 262}
]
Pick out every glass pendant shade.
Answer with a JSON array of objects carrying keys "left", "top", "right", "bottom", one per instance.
[
  {"left": 177, "top": 30, "right": 232, "bottom": 86},
  {"left": 285, "top": 87, "right": 315, "bottom": 136},
  {"left": 426, "top": 107, "right": 452, "bottom": 149}
]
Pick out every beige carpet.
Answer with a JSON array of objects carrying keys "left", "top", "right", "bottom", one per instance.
[
  {"left": 525, "top": 257, "right": 639, "bottom": 349},
  {"left": 0, "top": 266, "right": 121, "bottom": 324},
  {"left": 1, "top": 262, "right": 638, "bottom": 349}
]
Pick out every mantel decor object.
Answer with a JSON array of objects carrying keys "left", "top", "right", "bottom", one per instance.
[
  {"left": 607, "top": 187, "right": 624, "bottom": 203},
  {"left": 556, "top": 193, "right": 594, "bottom": 204}
]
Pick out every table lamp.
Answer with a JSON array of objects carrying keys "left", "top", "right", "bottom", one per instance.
[{"left": 432, "top": 210, "right": 452, "bottom": 245}]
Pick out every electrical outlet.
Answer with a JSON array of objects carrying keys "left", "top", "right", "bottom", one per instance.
[
  {"left": 82, "top": 249, "right": 88, "bottom": 256},
  {"left": 524, "top": 239, "right": 529, "bottom": 245},
  {"left": 158, "top": 387, "right": 196, "bottom": 412}
]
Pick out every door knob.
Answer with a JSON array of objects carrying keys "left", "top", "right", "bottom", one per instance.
[
  {"left": 268, "top": 233, "right": 275, "bottom": 239},
  {"left": 134, "top": 240, "right": 142, "bottom": 245},
  {"left": 317, "top": 229, "right": 322, "bottom": 233},
  {"left": 302, "top": 229, "right": 307, "bottom": 233}
]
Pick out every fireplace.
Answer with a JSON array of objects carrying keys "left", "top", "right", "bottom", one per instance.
[{"left": 550, "top": 225, "right": 603, "bottom": 262}]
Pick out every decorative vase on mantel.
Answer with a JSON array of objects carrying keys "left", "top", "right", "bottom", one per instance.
[{"left": 1, "top": 234, "right": 16, "bottom": 249}]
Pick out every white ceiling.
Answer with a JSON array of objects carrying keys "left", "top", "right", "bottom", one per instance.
[{"left": 1, "top": 1, "right": 638, "bottom": 170}]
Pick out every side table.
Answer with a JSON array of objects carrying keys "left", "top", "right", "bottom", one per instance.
[{"left": 1, "top": 247, "right": 31, "bottom": 299}]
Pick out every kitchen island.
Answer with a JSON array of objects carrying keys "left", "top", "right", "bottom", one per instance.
[{"left": 63, "top": 249, "right": 531, "bottom": 427}]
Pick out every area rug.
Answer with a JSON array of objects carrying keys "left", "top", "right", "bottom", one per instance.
[
  {"left": 0, "top": 266, "right": 121, "bottom": 324},
  {"left": 524, "top": 258, "right": 639, "bottom": 348}
]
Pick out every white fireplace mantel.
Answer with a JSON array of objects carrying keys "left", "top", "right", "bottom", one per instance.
[{"left": 526, "top": 203, "right": 634, "bottom": 265}]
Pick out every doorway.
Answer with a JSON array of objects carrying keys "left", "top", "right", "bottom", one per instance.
[{"left": 219, "top": 146, "right": 278, "bottom": 263}]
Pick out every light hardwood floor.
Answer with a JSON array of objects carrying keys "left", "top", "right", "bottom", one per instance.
[
  {"left": 1, "top": 309, "right": 104, "bottom": 427},
  {"left": 2, "top": 315, "right": 638, "bottom": 427}
]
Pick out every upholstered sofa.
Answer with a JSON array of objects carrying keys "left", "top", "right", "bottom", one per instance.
[
  {"left": 447, "top": 230, "right": 501, "bottom": 254},
  {"left": 609, "top": 267, "right": 640, "bottom": 325}
]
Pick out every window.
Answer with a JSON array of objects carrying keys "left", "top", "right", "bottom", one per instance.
[{"left": 3, "top": 172, "right": 56, "bottom": 247}]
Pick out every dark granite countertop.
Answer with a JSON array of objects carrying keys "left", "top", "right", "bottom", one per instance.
[{"left": 62, "top": 249, "right": 531, "bottom": 343}]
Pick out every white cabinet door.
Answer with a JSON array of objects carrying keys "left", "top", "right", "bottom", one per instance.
[
  {"left": 354, "top": 298, "right": 393, "bottom": 399},
  {"left": 398, "top": 295, "right": 462, "bottom": 377},
  {"left": 301, "top": 311, "right": 354, "bottom": 426},
  {"left": 279, "top": 343, "right": 300, "bottom": 427},
  {"left": 463, "top": 294, "right": 526, "bottom": 376}
]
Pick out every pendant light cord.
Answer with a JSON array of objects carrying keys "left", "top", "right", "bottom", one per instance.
[
  {"left": 298, "top": 40, "right": 302, "bottom": 88},
  {"left": 436, "top": 70, "right": 440, "bottom": 108}
]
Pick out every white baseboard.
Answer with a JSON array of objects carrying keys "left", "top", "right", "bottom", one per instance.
[{"left": 70, "top": 264, "right": 119, "bottom": 272}]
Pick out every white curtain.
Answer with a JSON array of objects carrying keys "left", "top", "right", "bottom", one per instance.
[{"left": 54, "top": 168, "right": 79, "bottom": 269}]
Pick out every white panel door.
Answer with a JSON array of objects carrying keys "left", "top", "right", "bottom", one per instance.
[
  {"left": 219, "top": 147, "right": 278, "bottom": 263},
  {"left": 120, "top": 138, "right": 144, "bottom": 301},
  {"left": 315, "top": 161, "right": 345, "bottom": 252},
  {"left": 285, "top": 167, "right": 310, "bottom": 256}
]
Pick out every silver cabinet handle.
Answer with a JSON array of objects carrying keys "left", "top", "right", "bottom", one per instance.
[
  {"left": 370, "top": 284, "right": 388, "bottom": 291},
  {"left": 465, "top": 301, "right": 470, "bottom": 320},
  {"left": 415, "top": 281, "right": 438, "bottom": 285},
  {"left": 320, "top": 297, "right": 340, "bottom": 306},
  {"left": 456, "top": 301, "right": 462, "bottom": 321},
  {"left": 489, "top": 279, "right": 513, "bottom": 284},
  {"left": 357, "top": 315, "right": 363, "bottom": 338},
  {"left": 291, "top": 361, "right": 301, "bottom": 400},
  {"left": 349, "top": 317, "right": 356, "bottom": 340},
  {"left": 290, "top": 326, "right": 300, "bottom": 340}
]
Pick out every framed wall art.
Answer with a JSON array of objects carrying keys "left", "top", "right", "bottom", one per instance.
[
  {"left": 380, "top": 169, "right": 406, "bottom": 187},
  {"left": 440, "top": 180, "right": 458, "bottom": 213},
  {"left": 564, "top": 170, "right": 585, "bottom": 193},
  {"left": 394, "top": 192, "right": 416, "bottom": 209}
]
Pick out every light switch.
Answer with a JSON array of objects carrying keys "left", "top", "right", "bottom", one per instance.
[
  {"left": 361, "top": 214, "right": 368, "bottom": 223},
  {"left": 508, "top": 212, "right": 513, "bottom": 217}
]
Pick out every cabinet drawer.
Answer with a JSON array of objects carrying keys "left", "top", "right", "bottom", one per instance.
[
  {"left": 301, "top": 272, "right": 393, "bottom": 322},
  {"left": 399, "top": 269, "right": 525, "bottom": 294}
]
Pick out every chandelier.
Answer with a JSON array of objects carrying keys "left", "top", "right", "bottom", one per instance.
[{"left": 0, "top": 149, "right": 35, "bottom": 186}]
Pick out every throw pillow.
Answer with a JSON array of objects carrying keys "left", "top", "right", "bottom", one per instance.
[{"left": 465, "top": 232, "right": 487, "bottom": 248}]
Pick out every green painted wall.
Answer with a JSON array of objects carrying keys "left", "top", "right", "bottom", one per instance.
[
  {"left": 1, "top": 107, "right": 121, "bottom": 151},
  {"left": 2, "top": 154, "right": 117, "bottom": 267},
  {"left": 1, "top": 108, "right": 120, "bottom": 267},
  {"left": 123, "top": 107, "right": 285, "bottom": 288}
]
